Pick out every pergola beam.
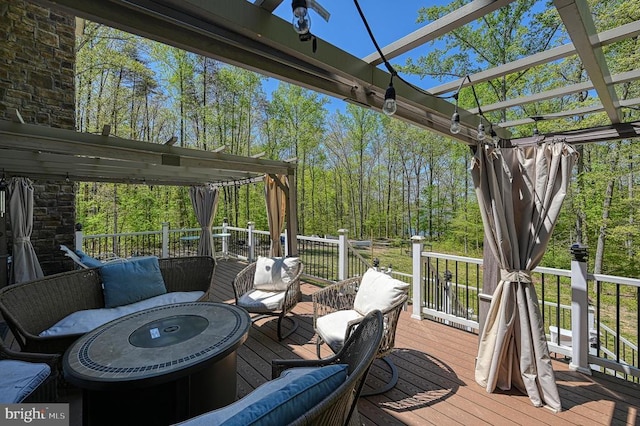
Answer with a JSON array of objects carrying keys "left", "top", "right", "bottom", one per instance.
[
  {"left": 500, "top": 105, "right": 606, "bottom": 127},
  {"left": 253, "top": 0, "right": 284, "bottom": 13},
  {"left": 511, "top": 121, "right": 640, "bottom": 145},
  {"left": 554, "top": 0, "right": 621, "bottom": 123},
  {"left": 363, "top": 0, "right": 516, "bottom": 65},
  {"left": 0, "top": 120, "right": 296, "bottom": 186},
  {"left": 427, "top": 19, "right": 640, "bottom": 96},
  {"left": 471, "top": 69, "right": 640, "bottom": 115}
]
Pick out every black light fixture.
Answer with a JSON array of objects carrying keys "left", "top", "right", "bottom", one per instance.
[
  {"left": 532, "top": 116, "right": 542, "bottom": 137},
  {"left": 450, "top": 93, "right": 461, "bottom": 134},
  {"left": 489, "top": 125, "right": 500, "bottom": 146},
  {"left": 449, "top": 76, "right": 471, "bottom": 135},
  {"left": 382, "top": 76, "right": 397, "bottom": 116},
  {"left": 292, "top": 0, "right": 310, "bottom": 34},
  {"left": 477, "top": 119, "right": 486, "bottom": 141}
]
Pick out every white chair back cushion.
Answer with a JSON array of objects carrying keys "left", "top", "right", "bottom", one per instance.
[
  {"left": 253, "top": 256, "right": 300, "bottom": 291},
  {"left": 353, "top": 268, "right": 409, "bottom": 316}
]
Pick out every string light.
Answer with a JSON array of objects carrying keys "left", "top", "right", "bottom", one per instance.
[
  {"left": 291, "top": 0, "right": 310, "bottom": 34},
  {"left": 354, "top": 0, "right": 494, "bottom": 138},
  {"left": 532, "top": 116, "right": 542, "bottom": 137},
  {"left": 382, "top": 75, "right": 397, "bottom": 116},
  {"left": 477, "top": 119, "right": 486, "bottom": 141},
  {"left": 449, "top": 76, "right": 472, "bottom": 136},
  {"left": 490, "top": 125, "right": 500, "bottom": 145},
  {"left": 450, "top": 106, "right": 461, "bottom": 134}
]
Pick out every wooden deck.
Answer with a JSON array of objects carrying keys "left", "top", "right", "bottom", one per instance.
[
  {"left": 212, "top": 259, "right": 640, "bottom": 426},
  {"left": 3, "top": 259, "right": 639, "bottom": 425}
]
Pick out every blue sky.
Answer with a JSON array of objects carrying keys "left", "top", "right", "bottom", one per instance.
[{"left": 263, "top": 0, "right": 449, "bottom": 110}]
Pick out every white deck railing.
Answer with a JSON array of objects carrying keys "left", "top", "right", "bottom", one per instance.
[{"left": 76, "top": 225, "right": 639, "bottom": 383}]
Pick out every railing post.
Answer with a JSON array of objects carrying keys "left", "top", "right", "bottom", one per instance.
[
  {"left": 569, "top": 243, "right": 591, "bottom": 375},
  {"left": 247, "top": 222, "right": 255, "bottom": 262},
  {"left": 222, "top": 218, "right": 228, "bottom": 257},
  {"left": 74, "top": 223, "right": 83, "bottom": 252},
  {"left": 338, "top": 229, "right": 348, "bottom": 280},
  {"left": 283, "top": 229, "right": 289, "bottom": 257},
  {"left": 161, "top": 222, "right": 169, "bottom": 258},
  {"left": 411, "top": 236, "right": 424, "bottom": 320}
]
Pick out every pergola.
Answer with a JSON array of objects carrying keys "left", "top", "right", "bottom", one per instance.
[{"left": 21, "top": 0, "right": 640, "bottom": 146}]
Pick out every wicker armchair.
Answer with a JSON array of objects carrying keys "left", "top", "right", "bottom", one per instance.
[
  {"left": 312, "top": 268, "right": 408, "bottom": 396},
  {"left": 272, "top": 310, "right": 383, "bottom": 426},
  {"left": 233, "top": 257, "right": 303, "bottom": 340},
  {"left": 0, "top": 340, "right": 60, "bottom": 403}
]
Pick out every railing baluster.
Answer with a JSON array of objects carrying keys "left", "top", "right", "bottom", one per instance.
[{"left": 617, "top": 283, "right": 621, "bottom": 364}]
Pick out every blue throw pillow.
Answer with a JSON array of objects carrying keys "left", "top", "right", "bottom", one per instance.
[
  {"left": 100, "top": 256, "right": 167, "bottom": 308},
  {"left": 176, "top": 364, "right": 348, "bottom": 426},
  {"left": 75, "top": 249, "right": 103, "bottom": 268}
]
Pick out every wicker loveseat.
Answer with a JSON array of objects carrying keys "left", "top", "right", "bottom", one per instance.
[{"left": 0, "top": 256, "right": 215, "bottom": 355}]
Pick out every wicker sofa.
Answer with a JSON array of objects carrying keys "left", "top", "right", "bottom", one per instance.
[{"left": 0, "top": 256, "right": 215, "bottom": 355}]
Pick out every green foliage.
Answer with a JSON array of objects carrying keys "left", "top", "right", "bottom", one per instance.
[{"left": 75, "top": 3, "right": 640, "bottom": 280}]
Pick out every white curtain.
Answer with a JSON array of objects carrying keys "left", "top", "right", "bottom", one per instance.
[
  {"left": 472, "top": 141, "right": 577, "bottom": 412},
  {"left": 189, "top": 185, "right": 220, "bottom": 257},
  {"left": 264, "top": 174, "right": 287, "bottom": 257},
  {"left": 9, "top": 177, "right": 43, "bottom": 283}
]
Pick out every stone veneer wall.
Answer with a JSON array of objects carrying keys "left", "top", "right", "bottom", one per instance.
[{"left": 0, "top": 0, "right": 76, "bottom": 276}]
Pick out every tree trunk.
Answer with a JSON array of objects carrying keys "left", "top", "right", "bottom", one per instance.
[{"left": 594, "top": 144, "right": 620, "bottom": 274}]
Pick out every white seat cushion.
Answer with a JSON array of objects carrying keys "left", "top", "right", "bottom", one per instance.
[
  {"left": 238, "top": 289, "right": 285, "bottom": 313},
  {"left": 39, "top": 291, "right": 205, "bottom": 337},
  {"left": 315, "top": 309, "right": 363, "bottom": 351},
  {"left": 353, "top": 268, "right": 409, "bottom": 316}
]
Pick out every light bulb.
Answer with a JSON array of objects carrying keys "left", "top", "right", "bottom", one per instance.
[
  {"left": 477, "top": 121, "right": 486, "bottom": 141},
  {"left": 382, "top": 84, "right": 397, "bottom": 116},
  {"left": 292, "top": 1, "right": 310, "bottom": 34},
  {"left": 450, "top": 112, "right": 461, "bottom": 134},
  {"left": 491, "top": 131, "right": 500, "bottom": 145}
]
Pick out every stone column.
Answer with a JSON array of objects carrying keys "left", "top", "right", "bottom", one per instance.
[{"left": 0, "top": 0, "right": 76, "bottom": 275}]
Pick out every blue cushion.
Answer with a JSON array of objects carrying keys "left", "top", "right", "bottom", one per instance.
[
  {"left": 100, "top": 256, "right": 167, "bottom": 308},
  {"left": 177, "top": 364, "right": 348, "bottom": 425},
  {"left": 75, "top": 249, "right": 103, "bottom": 268},
  {"left": 0, "top": 360, "right": 51, "bottom": 403}
]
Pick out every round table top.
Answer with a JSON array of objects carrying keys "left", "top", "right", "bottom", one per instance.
[{"left": 63, "top": 302, "right": 250, "bottom": 390}]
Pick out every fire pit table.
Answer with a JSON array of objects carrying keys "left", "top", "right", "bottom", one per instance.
[{"left": 64, "top": 301, "right": 250, "bottom": 425}]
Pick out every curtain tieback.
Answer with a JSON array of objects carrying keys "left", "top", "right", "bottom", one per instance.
[
  {"left": 15, "top": 237, "right": 30, "bottom": 244},
  {"left": 500, "top": 269, "right": 532, "bottom": 284}
]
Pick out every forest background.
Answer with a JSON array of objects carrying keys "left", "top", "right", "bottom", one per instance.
[{"left": 74, "top": 0, "right": 640, "bottom": 278}]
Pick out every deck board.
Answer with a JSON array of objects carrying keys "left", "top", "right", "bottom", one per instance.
[{"left": 3, "top": 258, "right": 639, "bottom": 425}]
